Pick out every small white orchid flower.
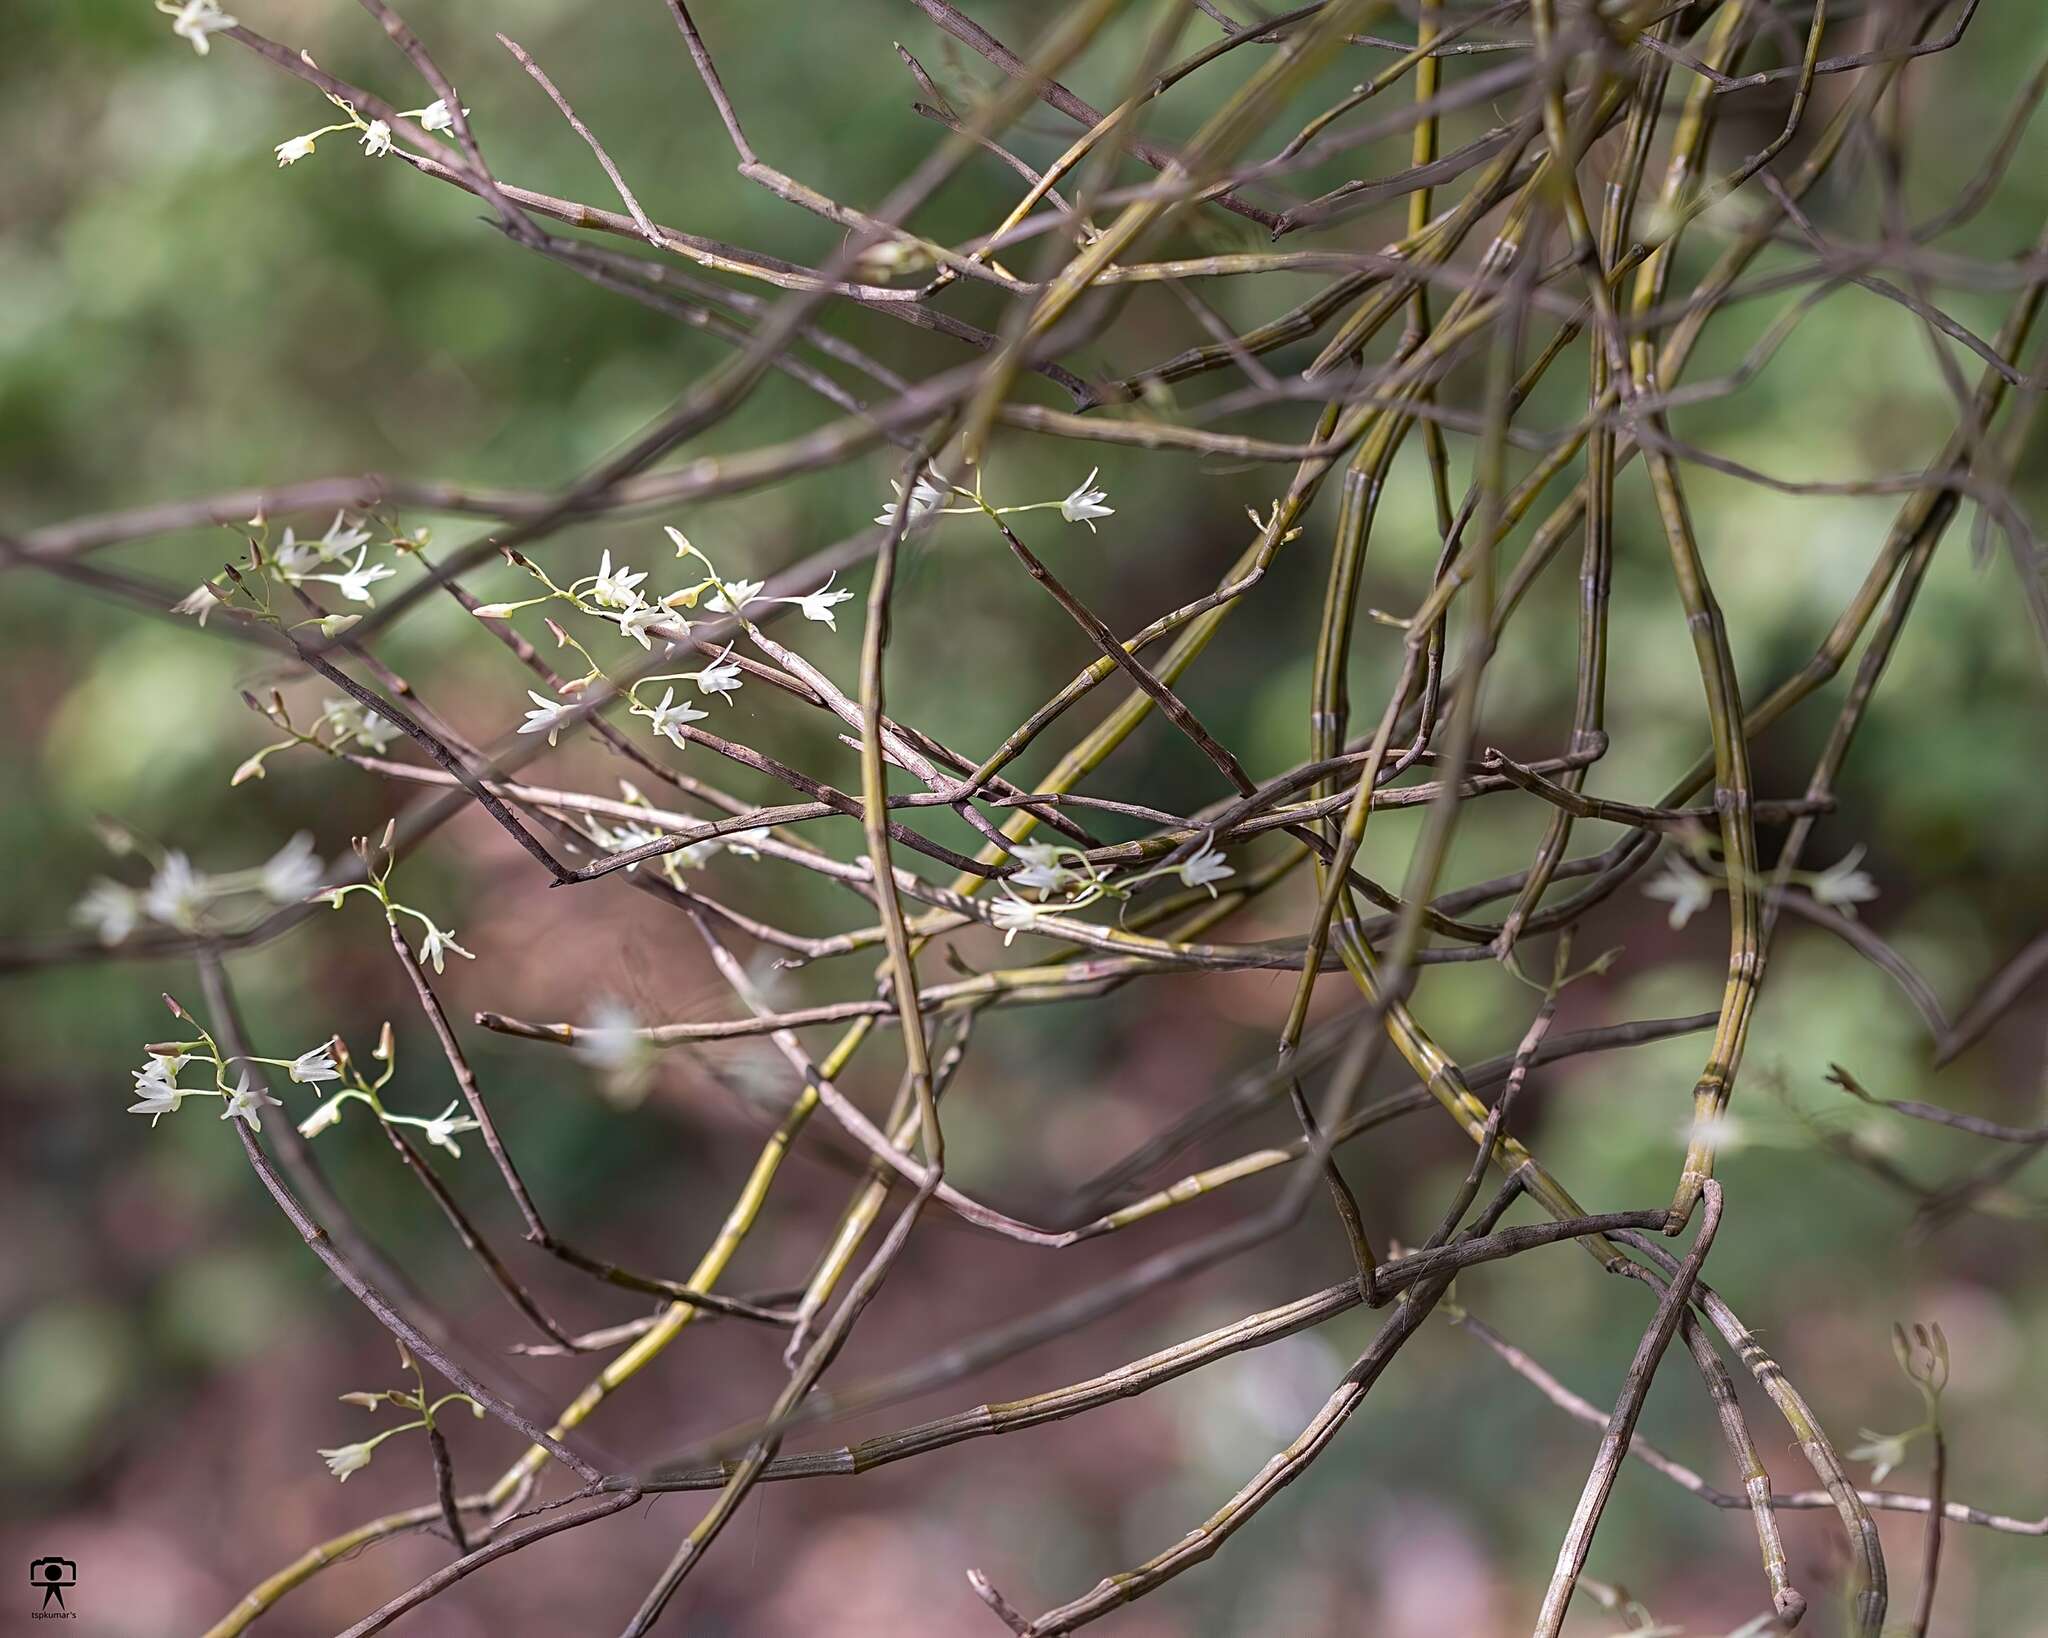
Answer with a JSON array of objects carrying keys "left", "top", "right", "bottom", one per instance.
[
  {"left": 1176, "top": 839, "right": 1234, "bottom": 896},
  {"left": 1811, "top": 847, "right": 1879, "bottom": 917},
  {"left": 74, "top": 880, "right": 141, "bottom": 945},
  {"left": 588, "top": 549, "right": 648, "bottom": 611},
  {"left": 874, "top": 475, "right": 946, "bottom": 532},
  {"left": 415, "top": 922, "right": 474, "bottom": 975},
  {"left": 636, "top": 687, "right": 708, "bottom": 748},
  {"left": 129, "top": 1057, "right": 189, "bottom": 1122},
  {"left": 325, "top": 550, "right": 395, "bottom": 605},
  {"left": 573, "top": 999, "right": 645, "bottom": 1073},
  {"left": 300, "top": 1098, "right": 347, "bottom": 1138},
  {"left": 1011, "top": 842, "right": 1084, "bottom": 896},
  {"left": 420, "top": 1101, "right": 481, "bottom": 1158},
  {"left": 990, "top": 890, "right": 1052, "bottom": 946},
  {"left": 573, "top": 999, "right": 657, "bottom": 1104},
  {"left": 780, "top": 574, "right": 856, "bottom": 631},
  {"left": 1059, "top": 468, "right": 1114, "bottom": 530},
  {"left": 141, "top": 1050, "right": 191, "bottom": 1082},
  {"left": 705, "top": 577, "right": 765, "bottom": 614},
  {"left": 1847, "top": 1429, "right": 1913, "bottom": 1487},
  {"left": 359, "top": 120, "right": 393, "bottom": 159},
  {"left": 317, "top": 511, "right": 373, "bottom": 559},
  {"left": 288, "top": 1044, "right": 340, "bottom": 1085},
  {"left": 272, "top": 535, "right": 322, "bottom": 579},
  {"left": 415, "top": 98, "right": 463, "bottom": 134},
  {"left": 518, "top": 689, "right": 567, "bottom": 746},
  {"left": 595, "top": 819, "right": 665, "bottom": 870},
  {"left": 171, "top": 583, "right": 226, "bottom": 625},
  {"left": 144, "top": 852, "right": 214, "bottom": 931},
  {"left": 160, "top": 0, "right": 237, "bottom": 55},
  {"left": 318, "top": 1440, "right": 376, "bottom": 1482},
  {"left": 1644, "top": 857, "right": 1715, "bottom": 929},
  {"left": 616, "top": 602, "right": 670, "bottom": 650},
  {"left": 325, "top": 697, "right": 400, "bottom": 753},
  {"left": 690, "top": 648, "right": 743, "bottom": 701},
  {"left": 275, "top": 133, "right": 319, "bottom": 166},
  {"left": 129, "top": 1081, "right": 184, "bottom": 1122},
  {"left": 220, "top": 1068, "right": 282, "bottom": 1131},
  {"left": 260, "top": 832, "right": 323, "bottom": 902}
]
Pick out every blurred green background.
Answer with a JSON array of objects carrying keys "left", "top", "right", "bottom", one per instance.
[{"left": 4, "top": 2, "right": 2047, "bottom": 1633}]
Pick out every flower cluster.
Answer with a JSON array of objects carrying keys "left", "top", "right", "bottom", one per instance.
[
  {"left": 1643, "top": 844, "right": 1880, "bottom": 930},
  {"left": 470, "top": 526, "right": 857, "bottom": 760},
  {"left": 984, "top": 834, "right": 1235, "bottom": 947},
  {"left": 273, "top": 91, "right": 465, "bottom": 169},
  {"left": 74, "top": 830, "right": 324, "bottom": 944},
  {"left": 316, "top": 1341, "right": 483, "bottom": 1485},
  {"left": 871, "top": 468, "right": 1114, "bottom": 534},
  {"left": 172, "top": 509, "right": 412, "bottom": 655}
]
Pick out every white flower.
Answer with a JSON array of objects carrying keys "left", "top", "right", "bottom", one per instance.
[
  {"left": 573, "top": 999, "right": 647, "bottom": 1073},
  {"left": 1812, "top": 846, "right": 1879, "bottom": 917},
  {"left": 1011, "top": 842, "right": 1083, "bottom": 896},
  {"left": 589, "top": 549, "right": 648, "bottom": 611},
  {"left": 128, "top": 1081, "right": 184, "bottom": 1122},
  {"left": 272, "top": 534, "right": 322, "bottom": 578},
  {"left": 420, "top": 1100, "right": 480, "bottom": 1158},
  {"left": 990, "top": 890, "right": 1051, "bottom": 946},
  {"left": 288, "top": 1044, "right": 340, "bottom": 1085},
  {"left": 635, "top": 687, "right": 708, "bottom": 749},
  {"left": 874, "top": 475, "right": 946, "bottom": 532},
  {"left": 1847, "top": 1429, "right": 1913, "bottom": 1486},
  {"left": 325, "top": 550, "right": 396, "bottom": 604},
  {"left": 318, "top": 1441, "right": 376, "bottom": 1482},
  {"left": 317, "top": 511, "right": 374, "bottom": 560},
  {"left": 260, "top": 832, "right": 323, "bottom": 902},
  {"left": 274, "top": 133, "right": 318, "bottom": 166},
  {"left": 573, "top": 999, "right": 656, "bottom": 1104},
  {"left": 416, "top": 98, "right": 463, "bottom": 134},
  {"left": 161, "top": 0, "right": 237, "bottom": 55},
  {"left": 1644, "top": 857, "right": 1715, "bottom": 929},
  {"left": 220, "top": 1068, "right": 282, "bottom": 1131},
  {"left": 781, "top": 574, "right": 856, "bottom": 631},
  {"left": 142, "top": 1050, "right": 191, "bottom": 1082},
  {"left": 616, "top": 602, "right": 671, "bottom": 650},
  {"left": 129, "top": 1056, "right": 189, "bottom": 1123},
  {"left": 74, "top": 880, "right": 140, "bottom": 945},
  {"left": 1059, "top": 468, "right": 1114, "bottom": 530},
  {"left": 596, "top": 820, "right": 666, "bottom": 870},
  {"left": 705, "top": 577, "right": 765, "bottom": 614},
  {"left": 300, "top": 1098, "right": 346, "bottom": 1138},
  {"left": 518, "top": 689, "right": 567, "bottom": 746},
  {"left": 359, "top": 120, "right": 393, "bottom": 159},
  {"left": 317, "top": 613, "right": 360, "bottom": 638},
  {"left": 143, "top": 852, "right": 214, "bottom": 931},
  {"left": 721, "top": 827, "right": 771, "bottom": 859},
  {"left": 325, "top": 697, "right": 400, "bottom": 753},
  {"left": 690, "top": 648, "right": 743, "bottom": 702},
  {"left": 1176, "top": 839, "right": 1235, "bottom": 895},
  {"left": 171, "top": 583, "right": 226, "bottom": 625},
  {"left": 416, "top": 922, "right": 474, "bottom": 974}
]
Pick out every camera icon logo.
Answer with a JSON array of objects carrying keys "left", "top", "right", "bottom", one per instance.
[{"left": 30, "top": 1558, "right": 78, "bottom": 1615}]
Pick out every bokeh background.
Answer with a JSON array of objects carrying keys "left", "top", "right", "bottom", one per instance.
[{"left": 4, "top": 2, "right": 2047, "bottom": 1633}]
